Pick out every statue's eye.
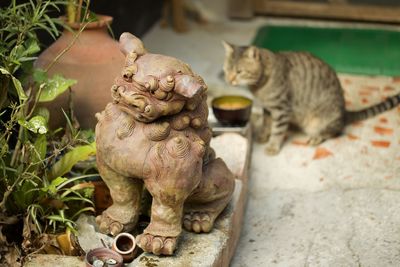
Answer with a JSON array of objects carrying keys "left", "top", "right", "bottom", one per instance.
[{"left": 237, "top": 70, "right": 242, "bottom": 74}]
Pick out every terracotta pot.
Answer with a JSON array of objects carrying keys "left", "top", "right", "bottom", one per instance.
[
  {"left": 35, "top": 15, "right": 125, "bottom": 129},
  {"left": 111, "top": 233, "right": 138, "bottom": 262}
]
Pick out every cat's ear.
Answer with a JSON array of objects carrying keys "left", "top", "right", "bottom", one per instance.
[
  {"left": 222, "top": 40, "right": 234, "bottom": 55},
  {"left": 245, "top": 46, "right": 260, "bottom": 60}
]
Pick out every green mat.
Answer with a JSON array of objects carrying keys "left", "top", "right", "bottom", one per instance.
[{"left": 253, "top": 25, "right": 400, "bottom": 76}]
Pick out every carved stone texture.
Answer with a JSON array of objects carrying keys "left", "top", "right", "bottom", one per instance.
[{"left": 95, "top": 33, "right": 235, "bottom": 256}]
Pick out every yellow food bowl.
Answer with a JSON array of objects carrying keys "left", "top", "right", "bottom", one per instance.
[{"left": 212, "top": 95, "right": 252, "bottom": 126}]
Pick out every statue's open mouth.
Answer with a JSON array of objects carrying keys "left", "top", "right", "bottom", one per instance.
[
  {"left": 116, "top": 86, "right": 153, "bottom": 117},
  {"left": 118, "top": 103, "right": 154, "bottom": 123},
  {"left": 120, "top": 93, "right": 147, "bottom": 110},
  {"left": 117, "top": 91, "right": 158, "bottom": 123}
]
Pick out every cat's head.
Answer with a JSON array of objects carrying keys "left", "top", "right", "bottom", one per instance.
[{"left": 222, "top": 41, "right": 263, "bottom": 87}]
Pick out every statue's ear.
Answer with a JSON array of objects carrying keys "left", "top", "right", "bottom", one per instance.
[
  {"left": 222, "top": 40, "right": 234, "bottom": 55},
  {"left": 119, "top": 32, "right": 147, "bottom": 56},
  {"left": 174, "top": 74, "right": 205, "bottom": 98}
]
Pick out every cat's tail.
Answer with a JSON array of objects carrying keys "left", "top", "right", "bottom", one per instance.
[{"left": 345, "top": 92, "right": 400, "bottom": 124}]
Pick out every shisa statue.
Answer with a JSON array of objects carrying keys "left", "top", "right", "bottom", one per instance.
[{"left": 95, "top": 33, "right": 235, "bottom": 255}]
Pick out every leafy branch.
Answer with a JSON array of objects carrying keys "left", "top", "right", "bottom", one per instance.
[{"left": 0, "top": 0, "right": 99, "bottom": 243}]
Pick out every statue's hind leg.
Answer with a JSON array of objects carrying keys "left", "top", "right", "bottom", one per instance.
[{"left": 183, "top": 157, "right": 235, "bottom": 233}]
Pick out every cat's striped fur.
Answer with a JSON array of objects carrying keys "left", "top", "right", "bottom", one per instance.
[{"left": 222, "top": 42, "right": 400, "bottom": 155}]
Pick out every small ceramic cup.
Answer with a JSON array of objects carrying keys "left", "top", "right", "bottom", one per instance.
[{"left": 111, "top": 233, "right": 138, "bottom": 263}]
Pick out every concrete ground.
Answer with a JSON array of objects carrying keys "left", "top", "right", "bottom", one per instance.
[{"left": 142, "top": 1, "right": 400, "bottom": 266}]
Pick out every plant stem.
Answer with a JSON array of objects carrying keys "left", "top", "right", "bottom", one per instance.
[
  {"left": 10, "top": 96, "right": 29, "bottom": 167},
  {"left": 26, "top": 84, "right": 44, "bottom": 119},
  {"left": 10, "top": 124, "right": 23, "bottom": 167}
]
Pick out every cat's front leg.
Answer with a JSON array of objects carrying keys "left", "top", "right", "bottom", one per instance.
[
  {"left": 254, "top": 109, "right": 272, "bottom": 143},
  {"left": 264, "top": 109, "right": 290, "bottom": 155}
]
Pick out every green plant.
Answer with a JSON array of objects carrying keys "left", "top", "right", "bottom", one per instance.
[
  {"left": 27, "top": 172, "right": 96, "bottom": 235},
  {"left": 0, "top": 0, "right": 64, "bottom": 108},
  {"left": 0, "top": 0, "right": 98, "bottom": 246}
]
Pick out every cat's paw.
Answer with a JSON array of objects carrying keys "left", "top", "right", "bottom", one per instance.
[
  {"left": 255, "top": 133, "right": 269, "bottom": 143},
  {"left": 264, "top": 142, "right": 281, "bottom": 155},
  {"left": 307, "top": 136, "right": 324, "bottom": 146},
  {"left": 254, "top": 126, "right": 270, "bottom": 143}
]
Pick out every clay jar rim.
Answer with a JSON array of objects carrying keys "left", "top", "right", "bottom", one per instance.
[
  {"left": 61, "top": 14, "right": 113, "bottom": 30},
  {"left": 112, "top": 232, "right": 136, "bottom": 255}
]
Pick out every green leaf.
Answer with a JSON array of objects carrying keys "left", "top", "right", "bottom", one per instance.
[
  {"left": 78, "top": 129, "right": 96, "bottom": 143},
  {"left": 43, "top": 14, "right": 59, "bottom": 39},
  {"left": 18, "top": 115, "right": 48, "bottom": 134},
  {"left": 18, "top": 56, "right": 38, "bottom": 62},
  {"left": 54, "top": 174, "right": 98, "bottom": 192},
  {"left": 12, "top": 44, "right": 25, "bottom": 60},
  {"left": 11, "top": 181, "right": 38, "bottom": 213},
  {"left": 23, "top": 39, "right": 40, "bottom": 56},
  {"left": 60, "top": 196, "right": 94, "bottom": 206},
  {"left": 38, "top": 74, "right": 76, "bottom": 102},
  {"left": 28, "top": 204, "right": 45, "bottom": 234},
  {"left": 0, "top": 67, "right": 27, "bottom": 101},
  {"left": 20, "top": 61, "right": 34, "bottom": 85},
  {"left": 32, "top": 133, "right": 47, "bottom": 164},
  {"left": 71, "top": 206, "right": 95, "bottom": 221},
  {"left": 42, "top": 176, "right": 68, "bottom": 195},
  {"left": 33, "top": 107, "right": 50, "bottom": 123},
  {"left": 32, "top": 68, "right": 46, "bottom": 82},
  {"left": 46, "top": 214, "right": 74, "bottom": 224},
  {"left": 48, "top": 142, "right": 96, "bottom": 180},
  {"left": 57, "top": 175, "right": 94, "bottom": 191}
]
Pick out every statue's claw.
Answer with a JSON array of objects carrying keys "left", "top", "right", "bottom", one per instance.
[
  {"left": 96, "top": 212, "right": 127, "bottom": 236},
  {"left": 183, "top": 212, "right": 213, "bottom": 233},
  {"left": 136, "top": 234, "right": 177, "bottom": 255}
]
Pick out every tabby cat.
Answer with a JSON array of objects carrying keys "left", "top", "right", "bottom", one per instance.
[{"left": 222, "top": 42, "right": 400, "bottom": 155}]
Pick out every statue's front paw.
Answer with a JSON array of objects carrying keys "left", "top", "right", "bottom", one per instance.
[
  {"left": 136, "top": 234, "right": 177, "bottom": 255},
  {"left": 96, "top": 213, "right": 124, "bottom": 236}
]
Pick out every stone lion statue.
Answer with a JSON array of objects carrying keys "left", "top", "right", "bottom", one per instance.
[{"left": 95, "top": 32, "right": 235, "bottom": 255}]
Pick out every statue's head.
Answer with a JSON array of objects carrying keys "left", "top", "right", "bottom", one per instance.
[{"left": 111, "top": 33, "right": 207, "bottom": 123}]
